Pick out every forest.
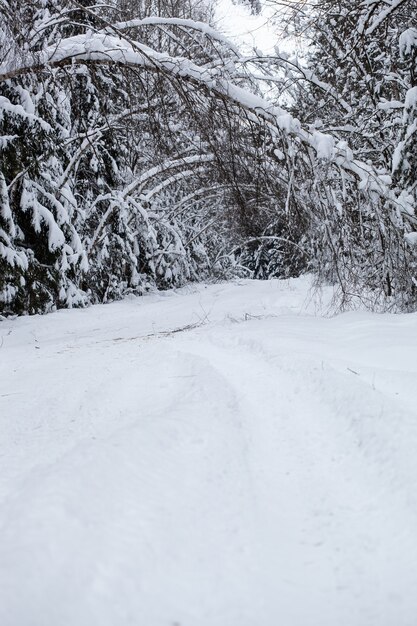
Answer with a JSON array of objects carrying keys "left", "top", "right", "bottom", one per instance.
[
  {"left": 0, "top": 0, "right": 416, "bottom": 315},
  {"left": 2, "top": 3, "right": 417, "bottom": 624}
]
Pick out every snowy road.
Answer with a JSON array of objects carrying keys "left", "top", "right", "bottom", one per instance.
[{"left": 1, "top": 278, "right": 417, "bottom": 626}]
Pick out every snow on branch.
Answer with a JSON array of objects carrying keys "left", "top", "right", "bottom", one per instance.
[
  {"left": 399, "top": 28, "right": 417, "bottom": 57},
  {"left": 123, "top": 154, "right": 216, "bottom": 198},
  {"left": 103, "top": 17, "right": 240, "bottom": 56},
  {"left": 0, "top": 95, "right": 51, "bottom": 131},
  {"left": 0, "top": 28, "right": 407, "bottom": 215},
  {"left": 249, "top": 53, "right": 353, "bottom": 115},
  {"left": 358, "top": 0, "right": 409, "bottom": 36}
]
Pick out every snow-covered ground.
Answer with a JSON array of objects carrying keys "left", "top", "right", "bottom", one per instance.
[{"left": 1, "top": 277, "right": 417, "bottom": 626}]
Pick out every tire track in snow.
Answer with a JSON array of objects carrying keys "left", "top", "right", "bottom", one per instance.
[
  {"left": 172, "top": 329, "right": 417, "bottom": 626},
  {"left": 1, "top": 278, "right": 417, "bottom": 626}
]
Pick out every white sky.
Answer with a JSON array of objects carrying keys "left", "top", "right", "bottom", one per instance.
[{"left": 214, "top": 0, "right": 279, "bottom": 55}]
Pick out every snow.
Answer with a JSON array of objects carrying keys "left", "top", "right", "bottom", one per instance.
[
  {"left": 404, "top": 86, "right": 417, "bottom": 111},
  {"left": 107, "top": 17, "right": 240, "bottom": 56},
  {"left": 312, "top": 131, "right": 335, "bottom": 160},
  {"left": 404, "top": 231, "right": 417, "bottom": 246},
  {"left": 0, "top": 20, "right": 406, "bottom": 213},
  {"left": 359, "top": 0, "right": 407, "bottom": 36},
  {"left": 123, "top": 154, "right": 216, "bottom": 198},
  {"left": 1, "top": 278, "right": 417, "bottom": 625},
  {"left": 399, "top": 27, "right": 417, "bottom": 57},
  {"left": 0, "top": 95, "right": 51, "bottom": 131}
]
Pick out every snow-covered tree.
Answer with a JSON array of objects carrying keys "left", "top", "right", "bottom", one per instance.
[
  {"left": 267, "top": 0, "right": 417, "bottom": 308},
  {"left": 1, "top": 0, "right": 416, "bottom": 315}
]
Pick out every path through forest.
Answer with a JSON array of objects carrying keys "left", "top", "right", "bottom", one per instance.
[{"left": 1, "top": 278, "right": 417, "bottom": 626}]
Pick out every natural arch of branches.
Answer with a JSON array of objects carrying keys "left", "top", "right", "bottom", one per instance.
[{"left": 0, "top": 0, "right": 416, "bottom": 314}]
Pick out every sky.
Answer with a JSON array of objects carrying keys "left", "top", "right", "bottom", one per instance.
[{"left": 214, "top": 0, "right": 280, "bottom": 54}]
